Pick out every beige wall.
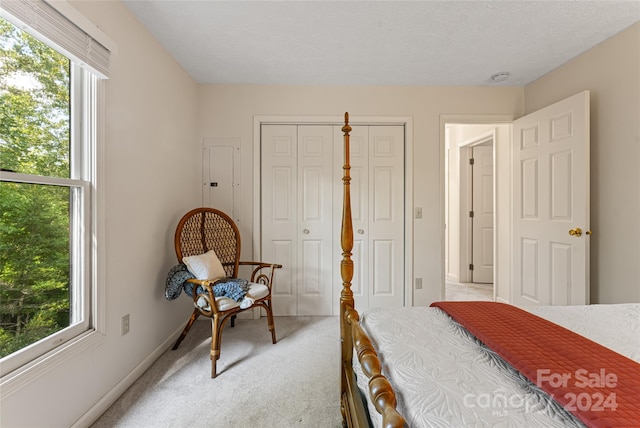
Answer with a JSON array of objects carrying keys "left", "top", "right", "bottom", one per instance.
[
  {"left": 0, "top": 2, "right": 200, "bottom": 427},
  {"left": 525, "top": 23, "right": 640, "bottom": 304},
  {"left": 196, "top": 85, "right": 524, "bottom": 306}
]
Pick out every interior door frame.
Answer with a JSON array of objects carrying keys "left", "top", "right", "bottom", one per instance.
[
  {"left": 253, "top": 115, "right": 415, "bottom": 307},
  {"left": 440, "top": 115, "right": 514, "bottom": 302}
]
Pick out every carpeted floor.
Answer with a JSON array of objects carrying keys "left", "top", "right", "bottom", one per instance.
[
  {"left": 445, "top": 280, "right": 493, "bottom": 301},
  {"left": 91, "top": 316, "right": 342, "bottom": 428},
  {"left": 91, "top": 285, "right": 490, "bottom": 427}
]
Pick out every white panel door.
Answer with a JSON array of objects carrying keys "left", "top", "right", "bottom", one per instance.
[
  {"left": 471, "top": 145, "right": 494, "bottom": 284},
  {"left": 261, "top": 125, "right": 334, "bottom": 316},
  {"left": 334, "top": 125, "right": 405, "bottom": 312},
  {"left": 296, "top": 126, "right": 334, "bottom": 315},
  {"left": 512, "top": 91, "right": 590, "bottom": 306},
  {"left": 368, "top": 126, "right": 405, "bottom": 308},
  {"left": 261, "top": 125, "right": 298, "bottom": 315}
]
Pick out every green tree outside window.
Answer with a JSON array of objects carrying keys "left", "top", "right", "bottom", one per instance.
[{"left": 0, "top": 17, "right": 72, "bottom": 358}]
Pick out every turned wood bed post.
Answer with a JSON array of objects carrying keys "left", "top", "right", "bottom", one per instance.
[
  {"left": 341, "top": 112, "right": 370, "bottom": 426},
  {"left": 339, "top": 113, "right": 405, "bottom": 428},
  {"left": 340, "top": 111, "right": 355, "bottom": 383}
]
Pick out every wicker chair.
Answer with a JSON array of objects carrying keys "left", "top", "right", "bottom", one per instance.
[{"left": 171, "top": 207, "right": 281, "bottom": 378}]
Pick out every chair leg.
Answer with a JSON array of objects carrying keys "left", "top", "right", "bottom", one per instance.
[
  {"left": 265, "top": 299, "right": 277, "bottom": 344},
  {"left": 210, "top": 314, "right": 223, "bottom": 378},
  {"left": 230, "top": 314, "right": 236, "bottom": 327},
  {"left": 172, "top": 309, "right": 200, "bottom": 350}
]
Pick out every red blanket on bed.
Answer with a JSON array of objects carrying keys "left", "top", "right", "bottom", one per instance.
[{"left": 431, "top": 301, "right": 640, "bottom": 427}]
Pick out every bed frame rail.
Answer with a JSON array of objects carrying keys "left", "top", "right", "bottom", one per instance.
[{"left": 339, "top": 113, "right": 406, "bottom": 428}]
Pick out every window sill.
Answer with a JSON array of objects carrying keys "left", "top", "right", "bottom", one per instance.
[{"left": 0, "top": 329, "right": 104, "bottom": 398}]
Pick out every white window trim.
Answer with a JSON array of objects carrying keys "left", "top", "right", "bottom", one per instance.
[
  {"left": 0, "top": 80, "right": 106, "bottom": 395},
  {"left": 0, "top": 109, "right": 106, "bottom": 401}
]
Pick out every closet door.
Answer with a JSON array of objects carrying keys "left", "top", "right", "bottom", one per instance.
[
  {"left": 368, "top": 126, "right": 405, "bottom": 308},
  {"left": 261, "top": 125, "right": 297, "bottom": 315},
  {"left": 333, "top": 125, "right": 405, "bottom": 313},
  {"left": 261, "top": 125, "right": 334, "bottom": 316},
  {"left": 296, "top": 126, "right": 334, "bottom": 315}
]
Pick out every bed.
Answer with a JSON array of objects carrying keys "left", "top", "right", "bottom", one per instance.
[{"left": 337, "top": 113, "right": 640, "bottom": 428}]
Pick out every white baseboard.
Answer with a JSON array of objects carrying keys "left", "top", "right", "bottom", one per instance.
[{"left": 72, "top": 323, "right": 186, "bottom": 428}]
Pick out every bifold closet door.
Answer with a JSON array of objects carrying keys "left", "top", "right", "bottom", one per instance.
[
  {"left": 261, "top": 125, "right": 334, "bottom": 316},
  {"left": 334, "top": 125, "right": 405, "bottom": 313}
]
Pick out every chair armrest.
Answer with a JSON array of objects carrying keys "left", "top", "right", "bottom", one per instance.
[
  {"left": 185, "top": 278, "right": 219, "bottom": 316},
  {"left": 238, "top": 261, "right": 282, "bottom": 290}
]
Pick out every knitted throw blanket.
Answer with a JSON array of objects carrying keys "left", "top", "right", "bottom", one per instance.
[
  {"left": 165, "top": 263, "right": 250, "bottom": 302},
  {"left": 212, "top": 277, "right": 251, "bottom": 301},
  {"left": 165, "top": 263, "right": 195, "bottom": 300}
]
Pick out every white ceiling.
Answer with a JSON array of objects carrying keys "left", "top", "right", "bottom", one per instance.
[{"left": 122, "top": 0, "right": 640, "bottom": 86}]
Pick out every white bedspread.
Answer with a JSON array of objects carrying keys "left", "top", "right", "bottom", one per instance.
[{"left": 356, "top": 303, "right": 640, "bottom": 428}]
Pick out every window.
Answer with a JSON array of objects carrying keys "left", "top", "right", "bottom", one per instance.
[{"left": 0, "top": 1, "right": 111, "bottom": 378}]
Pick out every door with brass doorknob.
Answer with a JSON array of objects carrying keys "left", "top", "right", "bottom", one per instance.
[{"left": 512, "top": 91, "right": 590, "bottom": 306}]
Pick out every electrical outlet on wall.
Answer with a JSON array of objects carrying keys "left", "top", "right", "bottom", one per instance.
[{"left": 121, "top": 314, "right": 130, "bottom": 336}]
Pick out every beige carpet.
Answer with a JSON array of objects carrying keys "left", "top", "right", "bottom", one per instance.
[
  {"left": 445, "top": 281, "right": 493, "bottom": 301},
  {"left": 91, "top": 316, "right": 342, "bottom": 428}
]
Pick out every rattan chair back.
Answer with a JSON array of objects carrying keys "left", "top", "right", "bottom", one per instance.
[{"left": 174, "top": 208, "right": 240, "bottom": 278}]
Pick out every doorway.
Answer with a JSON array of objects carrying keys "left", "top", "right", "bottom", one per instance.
[
  {"left": 444, "top": 121, "right": 510, "bottom": 301},
  {"left": 442, "top": 93, "right": 589, "bottom": 304}
]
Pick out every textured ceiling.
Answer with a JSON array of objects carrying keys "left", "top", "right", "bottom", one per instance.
[{"left": 123, "top": 0, "right": 640, "bottom": 86}]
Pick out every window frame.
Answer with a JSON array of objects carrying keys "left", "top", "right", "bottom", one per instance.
[{"left": 0, "top": 6, "right": 109, "bottom": 390}]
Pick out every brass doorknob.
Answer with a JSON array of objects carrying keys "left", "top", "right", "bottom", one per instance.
[
  {"left": 586, "top": 230, "right": 592, "bottom": 235},
  {"left": 568, "top": 227, "right": 582, "bottom": 237}
]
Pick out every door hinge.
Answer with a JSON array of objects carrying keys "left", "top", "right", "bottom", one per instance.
[
  {"left": 469, "top": 158, "right": 475, "bottom": 165},
  {"left": 469, "top": 263, "right": 474, "bottom": 271},
  {"left": 469, "top": 210, "right": 474, "bottom": 218}
]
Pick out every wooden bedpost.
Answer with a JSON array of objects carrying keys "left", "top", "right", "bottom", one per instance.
[
  {"left": 340, "top": 111, "right": 355, "bottom": 376},
  {"left": 340, "top": 112, "right": 361, "bottom": 425},
  {"left": 339, "top": 113, "right": 406, "bottom": 428}
]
